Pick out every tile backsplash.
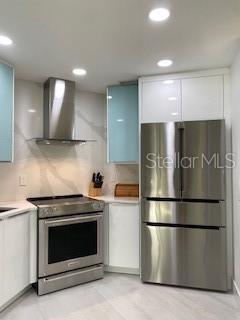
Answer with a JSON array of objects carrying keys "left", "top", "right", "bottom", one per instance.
[
  {"left": 103, "top": 164, "right": 139, "bottom": 195},
  {"left": 0, "top": 79, "right": 139, "bottom": 201}
]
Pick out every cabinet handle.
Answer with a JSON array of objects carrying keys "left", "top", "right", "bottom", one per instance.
[
  {"left": 110, "top": 203, "right": 138, "bottom": 206},
  {"left": 44, "top": 214, "right": 102, "bottom": 225}
]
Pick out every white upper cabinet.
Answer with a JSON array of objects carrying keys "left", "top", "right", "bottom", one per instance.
[
  {"left": 182, "top": 75, "right": 224, "bottom": 121},
  {"left": 139, "top": 70, "right": 226, "bottom": 124},
  {"left": 140, "top": 79, "right": 181, "bottom": 123}
]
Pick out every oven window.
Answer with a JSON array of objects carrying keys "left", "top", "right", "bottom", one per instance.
[{"left": 48, "top": 221, "right": 97, "bottom": 264}]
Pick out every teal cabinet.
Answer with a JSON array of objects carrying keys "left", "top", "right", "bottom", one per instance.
[
  {"left": 0, "top": 62, "right": 14, "bottom": 162},
  {"left": 107, "top": 84, "right": 138, "bottom": 163}
]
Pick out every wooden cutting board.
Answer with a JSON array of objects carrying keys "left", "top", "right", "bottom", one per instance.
[{"left": 114, "top": 184, "right": 139, "bottom": 197}]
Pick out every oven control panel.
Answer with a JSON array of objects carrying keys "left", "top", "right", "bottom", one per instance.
[
  {"left": 38, "top": 200, "right": 104, "bottom": 218},
  {"left": 92, "top": 202, "right": 103, "bottom": 211},
  {"left": 41, "top": 207, "right": 57, "bottom": 217}
]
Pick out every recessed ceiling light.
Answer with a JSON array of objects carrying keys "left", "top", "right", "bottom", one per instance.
[
  {"left": 168, "top": 97, "right": 177, "bottom": 101},
  {"left": 28, "top": 109, "right": 36, "bottom": 113},
  {"left": 149, "top": 8, "right": 170, "bottom": 22},
  {"left": 72, "top": 68, "right": 87, "bottom": 76},
  {"left": 163, "top": 80, "right": 174, "bottom": 84},
  {"left": 171, "top": 112, "right": 179, "bottom": 116},
  {"left": 0, "top": 35, "right": 13, "bottom": 46},
  {"left": 157, "top": 59, "right": 173, "bottom": 67}
]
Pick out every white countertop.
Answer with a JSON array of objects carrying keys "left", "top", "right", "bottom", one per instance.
[
  {"left": 91, "top": 195, "right": 139, "bottom": 204},
  {"left": 0, "top": 200, "right": 37, "bottom": 220}
]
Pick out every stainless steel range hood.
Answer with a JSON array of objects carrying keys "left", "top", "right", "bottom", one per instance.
[{"left": 35, "top": 77, "right": 90, "bottom": 145}]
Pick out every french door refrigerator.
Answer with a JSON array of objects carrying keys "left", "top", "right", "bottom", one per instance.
[{"left": 141, "top": 120, "right": 227, "bottom": 291}]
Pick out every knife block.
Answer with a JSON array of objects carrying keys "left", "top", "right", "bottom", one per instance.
[{"left": 88, "top": 182, "right": 102, "bottom": 197}]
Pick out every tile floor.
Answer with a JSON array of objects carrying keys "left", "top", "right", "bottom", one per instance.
[{"left": 1, "top": 273, "right": 240, "bottom": 320}]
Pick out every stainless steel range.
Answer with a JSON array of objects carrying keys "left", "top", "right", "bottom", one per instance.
[{"left": 27, "top": 194, "right": 104, "bottom": 295}]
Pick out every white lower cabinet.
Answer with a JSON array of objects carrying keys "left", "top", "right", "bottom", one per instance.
[
  {"left": 3, "top": 213, "right": 30, "bottom": 304},
  {"left": 105, "top": 203, "right": 140, "bottom": 274},
  {"left": 0, "top": 210, "right": 37, "bottom": 310},
  {"left": 0, "top": 221, "right": 4, "bottom": 307}
]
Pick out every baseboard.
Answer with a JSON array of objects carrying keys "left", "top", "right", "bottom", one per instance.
[
  {"left": 104, "top": 265, "right": 140, "bottom": 275},
  {"left": 233, "top": 280, "right": 240, "bottom": 296},
  {"left": 0, "top": 285, "right": 31, "bottom": 313}
]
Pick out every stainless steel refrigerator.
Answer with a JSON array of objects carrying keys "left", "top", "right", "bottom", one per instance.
[{"left": 141, "top": 120, "right": 227, "bottom": 291}]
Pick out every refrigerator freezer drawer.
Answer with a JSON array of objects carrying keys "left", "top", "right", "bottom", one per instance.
[
  {"left": 141, "top": 224, "right": 227, "bottom": 291},
  {"left": 142, "top": 200, "right": 225, "bottom": 227}
]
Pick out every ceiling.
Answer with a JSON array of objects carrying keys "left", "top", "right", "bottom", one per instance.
[{"left": 0, "top": 0, "right": 239, "bottom": 93}]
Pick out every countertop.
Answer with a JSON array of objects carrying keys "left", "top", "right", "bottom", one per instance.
[
  {"left": 0, "top": 200, "right": 37, "bottom": 220},
  {"left": 91, "top": 196, "right": 139, "bottom": 204}
]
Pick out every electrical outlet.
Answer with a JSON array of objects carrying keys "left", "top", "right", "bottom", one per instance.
[{"left": 19, "top": 175, "right": 27, "bottom": 186}]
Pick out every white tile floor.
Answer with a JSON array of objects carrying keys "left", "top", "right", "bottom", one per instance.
[{"left": 1, "top": 273, "right": 240, "bottom": 320}]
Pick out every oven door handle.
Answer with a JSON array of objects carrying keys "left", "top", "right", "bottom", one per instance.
[{"left": 44, "top": 214, "right": 102, "bottom": 225}]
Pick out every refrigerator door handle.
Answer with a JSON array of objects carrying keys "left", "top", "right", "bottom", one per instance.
[
  {"left": 179, "top": 125, "right": 185, "bottom": 196},
  {"left": 145, "top": 222, "right": 220, "bottom": 230}
]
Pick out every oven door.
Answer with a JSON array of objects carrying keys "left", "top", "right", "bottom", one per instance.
[{"left": 38, "top": 213, "right": 103, "bottom": 277}]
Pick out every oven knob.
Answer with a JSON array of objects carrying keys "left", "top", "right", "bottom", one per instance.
[
  {"left": 44, "top": 207, "right": 53, "bottom": 216},
  {"left": 93, "top": 202, "right": 102, "bottom": 211}
]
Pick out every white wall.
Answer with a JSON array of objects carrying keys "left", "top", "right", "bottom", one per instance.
[
  {"left": 231, "top": 47, "right": 240, "bottom": 293},
  {"left": 0, "top": 79, "right": 138, "bottom": 201}
]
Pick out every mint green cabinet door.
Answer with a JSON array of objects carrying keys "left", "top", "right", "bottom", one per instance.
[
  {"left": 0, "top": 63, "right": 14, "bottom": 162},
  {"left": 108, "top": 84, "right": 138, "bottom": 163}
]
